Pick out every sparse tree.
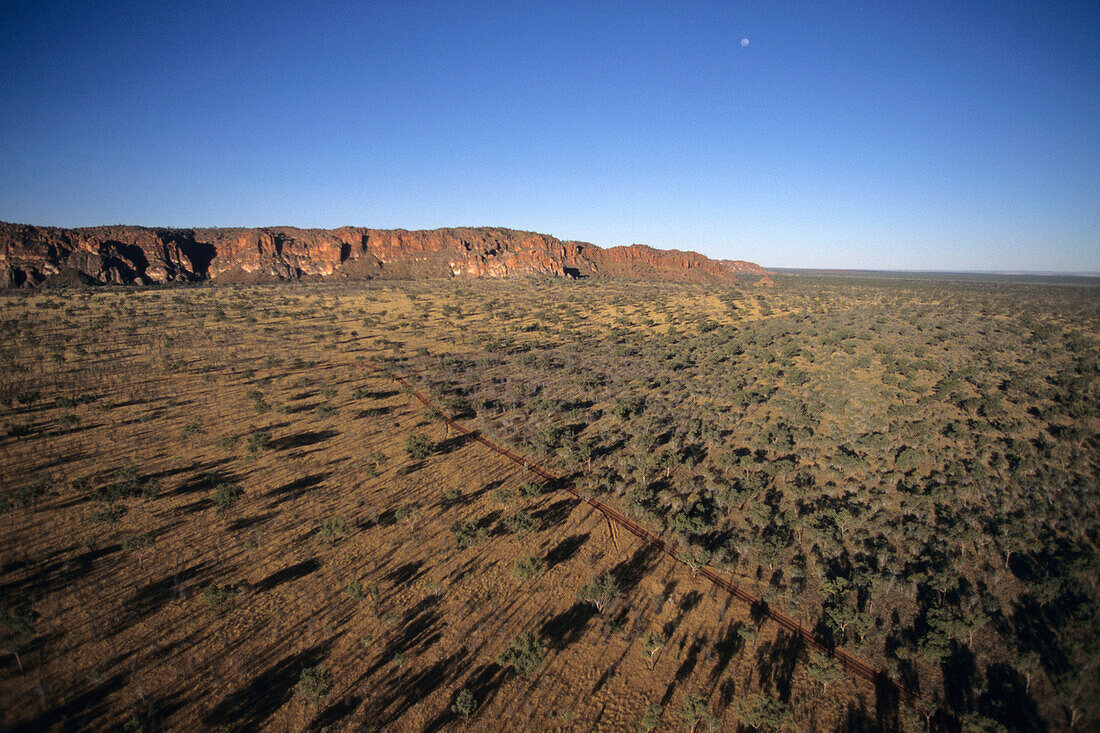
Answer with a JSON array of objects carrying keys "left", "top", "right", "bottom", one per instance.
[{"left": 577, "top": 572, "right": 623, "bottom": 614}]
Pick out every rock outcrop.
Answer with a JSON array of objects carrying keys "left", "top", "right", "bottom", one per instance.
[{"left": 0, "top": 222, "right": 766, "bottom": 287}]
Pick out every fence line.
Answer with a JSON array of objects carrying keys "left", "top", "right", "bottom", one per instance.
[{"left": 368, "top": 360, "right": 931, "bottom": 714}]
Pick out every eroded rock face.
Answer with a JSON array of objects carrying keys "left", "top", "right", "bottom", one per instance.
[{"left": 0, "top": 222, "right": 766, "bottom": 287}]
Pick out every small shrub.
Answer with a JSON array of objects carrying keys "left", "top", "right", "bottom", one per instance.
[
  {"left": 121, "top": 532, "right": 154, "bottom": 551},
  {"left": 3, "top": 477, "right": 49, "bottom": 512},
  {"left": 491, "top": 486, "right": 517, "bottom": 504},
  {"left": 513, "top": 556, "right": 544, "bottom": 580},
  {"left": 1, "top": 606, "right": 38, "bottom": 645},
  {"left": 451, "top": 520, "right": 487, "bottom": 549},
  {"left": 503, "top": 511, "right": 537, "bottom": 536},
  {"left": 131, "top": 471, "right": 157, "bottom": 497},
  {"left": 91, "top": 504, "right": 127, "bottom": 524},
  {"left": 15, "top": 389, "right": 40, "bottom": 405},
  {"left": 202, "top": 583, "right": 238, "bottom": 609},
  {"left": 642, "top": 632, "right": 666, "bottom": 663},
  {"left": 519, "top": 481, "right": 543, "bottom": 497},
  {"left": 93, "top": 467, "right": 141, "bottom": 502},
  {"left": 497, "top": 632, "right": 546, "bottom": 678},
  {"left": 247, "top": 430, "right": 271, "bottom": 455},
  {"left": 320, "top": 517, "right": 349, "bottom": 543},
  {"left": 638, "top": 703, "right": 662, "bottom": 732},
  {"left": 734, "top": 694, "right": 788, "bottom": 731},
  {"left": 213, "top": 483, "right": 244, "bottom": 516},
  {"left": 451, "top": 687, "right": 477, "bottom": 721},
  {"left": 406, "top": 434, "right": 436, "bottom": 461},
  {"left": 365, "top": 450, "right": 387, "bottom": 477},
  {"left": 296, "top": 666, "right": 330, "bottom": 705},
  {"left": 443, "top": 488, "right": 462, "bottom": 502},
  {"left": 806, "top": 652, "right": 843, "bottom": 692}
]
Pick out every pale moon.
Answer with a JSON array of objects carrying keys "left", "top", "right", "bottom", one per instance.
[{"left": 741, "top": 38, "right": 749, "bottom": 47}]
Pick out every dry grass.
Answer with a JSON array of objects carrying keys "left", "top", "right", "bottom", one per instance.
[{"left": 0, "top": 276, "right": 1095, "bottom": 731}]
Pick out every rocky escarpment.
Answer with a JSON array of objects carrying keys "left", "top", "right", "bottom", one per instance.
[{"left": 0, "top": 222, "right": 766, "bottom": 287}]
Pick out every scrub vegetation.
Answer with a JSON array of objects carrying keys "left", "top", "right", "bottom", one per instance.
[{"left": 0, "top": 272, "right": 1096, "bottom": 730}]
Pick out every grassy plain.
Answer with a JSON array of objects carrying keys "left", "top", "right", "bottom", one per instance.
[{"left": 0, "top": 273, "right": 1097, "bottom": 731}]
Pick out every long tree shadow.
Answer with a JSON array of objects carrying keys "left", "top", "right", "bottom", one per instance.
[
  {"left": 271, "top": 430, "right": 339, "bottom": 452},
  {"left": 531, "top": 498, "right": 575, "bottom": 530},
  {"left": 978, "top": 662, "right": 1045, "bottom": 731},
  {"left": 13, "top": 671, "right": 129, "bottom": 732},
  {"left": 228, "top": 513, "right": 271, "bottom": 532},
  {"left": 540, "top": 602, "right": 598, "bottom": 651},
  {"left": 660, "top": 635, "right": 705, "bottom": 706},
  {"left": 268, "top": 473, "right": 329, "bottom": 505},
  {"left": 435, "top": 432, "right": 474, "bottom": 455},
  {"left": 709, "top": 621, "right": 746, "bottom": 684},
  {"left": 309, "top": 693, "right": 363, "bottom": 732},
  {"left": 874, "top": 671, "right": 901, "bottom": 732},
  {"left": 544, "top": 533, "right": 589, "bottom": 570},
  {"left": 115, "top": 560, "right": 216, "bottom": 629},
  {"left": 1008, "top": 595, "right": 1069, "bottom": 675},
  {"left": 835, "top": 698, "right": 877, "bottom": 732},
  {"left": 386, "top": 560, "right": 424, "bottom": 585},
  {"left": 170, "top": 468, "right": 243, "bottom": 499},
  {"left": 941, "top": 641, "right": 977, "bottom": 714},
  {"left": 662, "top": 590, "right": 704, "bottom": 642},
  {"left": 0, "top": 537, "right": 121, "bottom": 598},
  {"left": 367, "top": 647, "right": 471, "bottom": 731},
  {"left": 755, "top": 630, "right": 806, "bottom": 703},
  {"left": 255, "top": 558, "right": 321, "bottom": 592},
  {"left": 423, "top": 660, "right": 506, "bottom": 733},
  {"left": 365, "top": 596, "right": 444, "bottom": 678},
  {"left": 354, "top": 405, "right": 393, "bottom": 419},
  {"left": 609, "top": 542, "right": 663, "bottom": 596},
  {"left": 202, "top": 641, "right": 333, "bottom": 729}
]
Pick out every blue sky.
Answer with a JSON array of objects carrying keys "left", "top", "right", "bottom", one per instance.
[{"left": 2, "top": 1, "right": 1097, "bottom": 271}]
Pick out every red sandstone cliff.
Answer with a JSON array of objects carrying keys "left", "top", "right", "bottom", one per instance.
[{"left": 0, "top": 222, "right": 766, "bottom": 287}]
